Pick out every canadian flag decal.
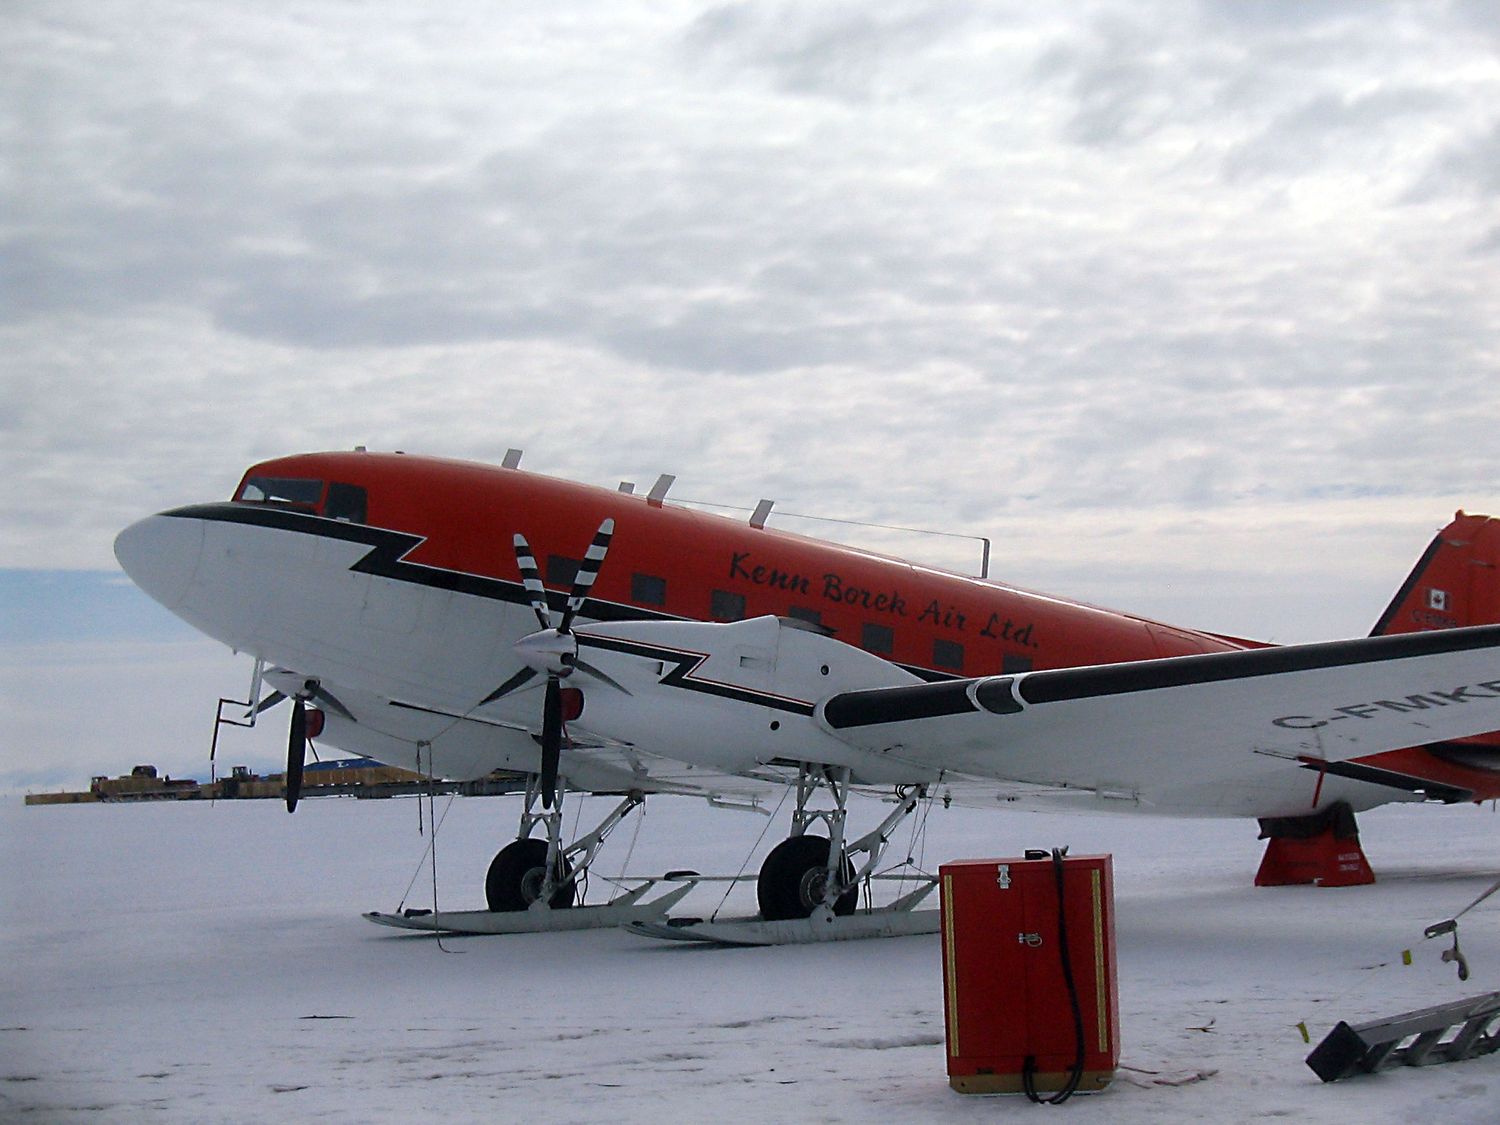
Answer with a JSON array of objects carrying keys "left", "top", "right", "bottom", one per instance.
[{"left": 1429, "top": 588, "right": 1449, "bottom": 611}]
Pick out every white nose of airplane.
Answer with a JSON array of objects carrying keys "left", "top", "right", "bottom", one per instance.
[{"left": 114, "top": 513, "right": 205, "bottom": 611}]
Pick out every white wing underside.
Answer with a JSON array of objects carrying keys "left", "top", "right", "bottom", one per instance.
[
  {"left": 274, "top": 616, "right": 1500, "bottom": 820},
  {"left": 566, "top": 617, "right": 1500, "bottom": 817}
]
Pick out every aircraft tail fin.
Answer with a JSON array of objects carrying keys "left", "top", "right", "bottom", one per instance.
[{"left": 1371, "top": 511, "right": 1500, "bottom": 637}]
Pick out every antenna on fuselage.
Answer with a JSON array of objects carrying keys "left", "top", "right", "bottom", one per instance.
[
  {"left": 646, "top": 474, "right": 675, "bottom": 508},
  {"left": 750, "top": 499, "right": 774, "bottom": 529},
  {"left": 502, "top": 449, "right": 523, "bottom": 469},
  {"left": 618, "top": 482, "right": 635, "bottom": 494}
]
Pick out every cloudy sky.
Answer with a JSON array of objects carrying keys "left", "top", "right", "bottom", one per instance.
[{"left": 3, "top": 1, "right": 1498, "bottom": 792}]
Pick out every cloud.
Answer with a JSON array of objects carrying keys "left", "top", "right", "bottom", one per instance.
[
  {"left": 1452, "top": 0, "right": 1500, "bottom": 42},
  {"left": 1194, "top": 0, "right": 1385, "bottom": 33},
  {"left": 1221, "top": 87, "right": 1454, "bottom": 184},
  {"left": 0, "top": 1, "right": 1495, "bottom": 595},
  {"left": 1409, "top": 120, "right": 1500, "bottom": 204},
  {"left": 680, "top": 1, "right": 983, "bottom": 103}
]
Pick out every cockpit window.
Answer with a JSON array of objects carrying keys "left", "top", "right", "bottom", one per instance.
[
  {"left": 237, "top": 477, "right": 324, "bottom": 508},
  {"left": 325, "top": 482, "right": 367, "bottom": 523},
  {"left": 236, "top": 476, "right": 367, "bottom": 522}
]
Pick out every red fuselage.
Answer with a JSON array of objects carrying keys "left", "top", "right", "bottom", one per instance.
[{"left": 222, "top": 450, "right": 1500, "bottom": 804}]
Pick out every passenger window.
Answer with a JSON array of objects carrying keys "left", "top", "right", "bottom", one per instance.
[
  {"left": 632, "top": 573, "right": 667, "bottom": 607},
  {"left": 546, "top": 555, "right": 581, "bottom": 587},
  {"left": 325, "top": 483, "right": 367, "bottom": 523},
  {"left": 711, "top": 589, "right": 747, "bottom": 621},
  {"left": 862, "top": 623, "right": 894, "bottom": 656},
  {"left": 1002, "top": 654, "right": 1034, "bottom": 674},
  {"left": 933, "top": 638, "right": 964, "bottom": 671},
  {"left": 787, "top": 606, "right": 823, "bottom": 626}
]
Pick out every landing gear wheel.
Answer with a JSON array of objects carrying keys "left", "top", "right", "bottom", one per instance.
[
  {"left": 757, "top": 834, "right": 858, "bottom": 921},
  {"left": 485, "top": 838, "right": 575, "bottom": 912}
]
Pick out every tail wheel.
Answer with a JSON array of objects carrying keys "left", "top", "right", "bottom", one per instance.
[
  {"left": 757, "top": 834, "right": 858, "bottom": 921},
  {"left": 485, "top": 838, "right": 575, "bottom": 912}
]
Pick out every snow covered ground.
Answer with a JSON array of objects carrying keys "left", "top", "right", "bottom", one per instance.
[{"left": 4, "top": 792, "right": 1498, "bottom": 1122}]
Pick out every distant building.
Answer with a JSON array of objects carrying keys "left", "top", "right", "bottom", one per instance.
[{"left": 24, "top": 760, "right": 524, "bottom": 806}]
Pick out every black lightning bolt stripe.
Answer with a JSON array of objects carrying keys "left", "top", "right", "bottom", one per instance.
[
  {"left": 161, "top": 502, "right": 671, "bottom": 625},
  {"left": 160, "top": 503, "right": 966, "bottom": 685},
  {"left": 578, "top": 634, "right": 817, "bottom": 716}
]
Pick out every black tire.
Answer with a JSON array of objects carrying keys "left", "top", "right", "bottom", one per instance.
[
  {"left": 757, "top": 834, "right": 858, "bottom": 921},
  {"left": 485, "top": 838, "right": 575, "bottom": 912}
]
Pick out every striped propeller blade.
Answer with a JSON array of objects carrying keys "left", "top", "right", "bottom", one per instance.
[
  {"left": 558, "top": 518, "right": 615, "bottom": 634},
  {"left": 512, "top": 532, "right": 553, "bottom": 630}
]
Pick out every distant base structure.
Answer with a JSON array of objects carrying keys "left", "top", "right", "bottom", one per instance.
[{"left": 23, "top": 760, "right": 524, "bottom": 806}]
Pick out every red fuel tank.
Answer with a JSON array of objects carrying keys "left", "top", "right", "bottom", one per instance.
[{"left": 940, "top": 852, "right": 1119, "bottom": 1097}]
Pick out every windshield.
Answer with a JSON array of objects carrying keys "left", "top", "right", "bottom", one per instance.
[{"left": 237, "top": 477, "right": 324, "bottom": 507}]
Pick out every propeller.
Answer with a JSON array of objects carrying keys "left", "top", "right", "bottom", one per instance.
[
  {"left": 248, "top": 689, "right": 287, "bottom": 717},
  {"left": 286, "top": 696, "right": 308, "bottom": 814},
  {"left": 502, "top": 517, "right": 615, "bottom": 808},
  {"left": 246, "top": 680, "right": 354, "bottom": 723},
  {"left": 246, "top": 676, "right": 349, "bottom": 814}
]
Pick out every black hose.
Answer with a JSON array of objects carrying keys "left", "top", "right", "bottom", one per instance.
[{"left": 1022, "top": 848, "right": 1087, "bottom": 1104}]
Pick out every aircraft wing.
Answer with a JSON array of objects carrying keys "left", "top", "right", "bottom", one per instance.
[
  {"left": 573, "top": 618, "right": 1500, "bottom": 813},
  {"left": 820, "top": 624, "right": 1500, "bottom": 804}
]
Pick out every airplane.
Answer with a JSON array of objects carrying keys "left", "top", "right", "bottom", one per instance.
[{"left": 113, "top": 448, "right": 1500, "bottom": 935}]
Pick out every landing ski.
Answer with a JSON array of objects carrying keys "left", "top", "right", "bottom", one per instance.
[
  {"left": 364, "top": 879, "right": 694, "bottom": 935},
  {"left": 626, "top": 882, "right": 940, "bottom": 946},
  {"left": 626, "top": 907, "right": 940, "bottom": 945}
]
